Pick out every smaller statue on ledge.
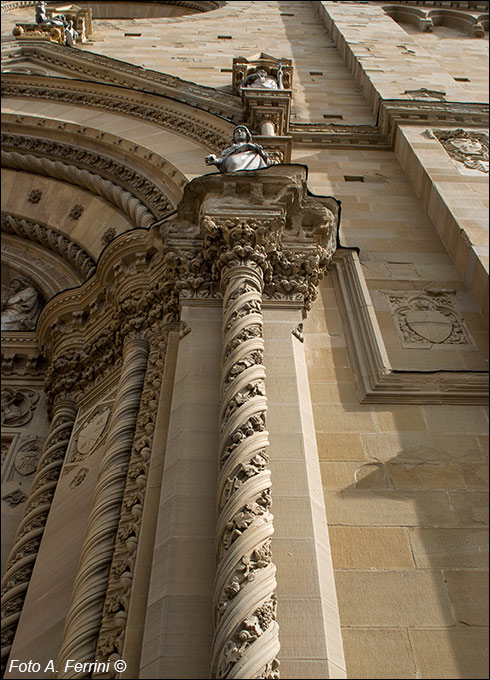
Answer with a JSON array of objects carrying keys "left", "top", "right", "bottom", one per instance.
[
  {"left": 205, "top": 125, "right": 270, "bottom": 173},
  {"left": 35, "top": 1, "right": 78, "bottom": 46},
  {"left": 241, "top": 64, "right": 284, "bottom": 90}
]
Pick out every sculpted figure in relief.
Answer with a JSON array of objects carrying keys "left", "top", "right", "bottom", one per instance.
[
  {"left": 1, "top": 277, "right": 41, "bottom": 331},
  {"left": 35, "top": 1, "right": 78, "bottom": 46},
  {"left": 205, "top": 125, "right": 270, "bottom": 173},
  {"left": 241, "top": 64, "right": 283, "bottom": 90}
]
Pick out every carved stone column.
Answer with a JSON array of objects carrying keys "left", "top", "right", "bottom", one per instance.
[
  {"left": 205, "top": 219, "right": 281, "bottom": 680},
  {"left": 1, "top": 395, "right": 77, "bottom": 672},
  {"left": 55, "top": 333, "right": 149, "bottom": 678},
  {"left": 151, "top": 166, "right": 339, "bottom": 679},
  {"left": 94, "top": 322, "right": 169, "bottom": 675}
]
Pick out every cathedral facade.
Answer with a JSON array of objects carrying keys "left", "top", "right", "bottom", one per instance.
[{"left": 1, "top": 2, "right": 488, "bottom": 678}]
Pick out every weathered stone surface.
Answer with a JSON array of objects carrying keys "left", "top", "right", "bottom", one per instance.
[
  {"left": 387, "top": 462, "right": 465, "bottom": 490},
  {"left": 324, "top": 489, "right": 456, "bottom": 527},
  {"left": 450, "top": 492, "right": 489, "bottom": 526},
  {"left": 342, "top": 628, "right": 416, "bottom": 679},
  {"left": 409, "top": 528, "right": 489, "bottom": 569},
  {"left": 334, "top": 571, "right": 456, "bottom": 627},
  {"left": 409, "top": 628, "right": 490, "bottom": 680},
  {"left": 329, "top": 527, "right": 415, "bottom": 569},
  {"left": 444, "top": 570, "right": 489, "bottom": 626}
]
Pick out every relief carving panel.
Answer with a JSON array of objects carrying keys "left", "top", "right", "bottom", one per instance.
[
  {"left": 14, "top": 438, "right": 43, "bottom": 476},
  {"left": 428, "top": 128, "right": 489, "bottom": 173},
  {"left": 1, "top": 388, "right": 39, "bottom": 426},
  {"left": 384, "top": 291, "right": 472, "bottom": 348}
]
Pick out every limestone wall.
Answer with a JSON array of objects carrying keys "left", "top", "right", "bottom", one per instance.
[
  {"left": 304, "top": 271, "right": 488, "bottom": 678},
  {"left": 1, "top": 2, "right": 487, "bottom": 679}
]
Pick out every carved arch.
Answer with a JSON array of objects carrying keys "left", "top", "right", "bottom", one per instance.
[
  {"left": 1, "top": 114, "right": 187, "bottom": 210},
  {"left": 1, "top": 213, "right": 96, "bottom": 282},
  {"left": 1, "top": 41, "right": 242, "bottom": 125}
]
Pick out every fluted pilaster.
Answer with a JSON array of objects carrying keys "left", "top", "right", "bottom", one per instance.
[
  {"left": 211, "top": 263, "right": 280, "bottom": 680},
  {"left": 55, "top": 335, "right": 149, "bottom": 678},
  {"left": 1, "top": 399, "right": 77, "bottom": 673}
]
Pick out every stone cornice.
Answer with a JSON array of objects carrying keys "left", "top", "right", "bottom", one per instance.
[
  {"left": 290, "top": 123, "right": 389, "bottom": 149},
  {"left": 289, "top": 99, "right": 489, "bottom": 148},
  {"left": 2, "top": 52, "right": 488, "bottom": 151},
  {"left": 1, "top": 334, "right": 46, "bottom": 377},
  {"left": 394, "top": 1, "right": 488, "bottom": 11},
  {"left": 1, "top": 41, "right": 242, "bottom": 122},
  {"left": 378, "top": 99, "right": 490, "bottom": 145}
]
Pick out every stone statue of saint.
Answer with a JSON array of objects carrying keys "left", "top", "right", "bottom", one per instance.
[
  {"left": 241, "top": 64, "right": 283, "bottom": 90},
  {"left": 35, "top": 1, "right": 78, "bottom": 46},
  {"left": 1, "top": 277, "right": 41, "bottom": 331},
  {"left": 205, "top": 125, "right": 270, "bottom": 173}
]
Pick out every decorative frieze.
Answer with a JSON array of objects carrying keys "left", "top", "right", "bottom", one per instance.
[
  {"left": 1, "top": 40, "right": 242, "bottom": 122},
  {"left": 1, "top": 149, "right": 156, "bottom": 228},
  {"left": 1, "top": 79, "right": 230, "bottom": 153}
]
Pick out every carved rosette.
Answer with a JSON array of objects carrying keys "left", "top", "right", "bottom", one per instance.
[
  {"left": 0, "top": 400, "right": 77, "bottom": 672},
  {"left": 209, "top": 219, "right": 280, "bottom": 680},
  {"left": 55, "top": 334, "right": 149, "bottom": 678}
]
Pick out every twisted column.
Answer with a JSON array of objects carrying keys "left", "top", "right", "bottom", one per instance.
[
  {"left": 1, "top": 399, "right": 77, "bottom": 673},
  {"left": 94, "top": 327, "right": 169, "bottom": 673},
  {"left": 55, "top": 335, "right": 149, "bottom": 678},
  {"left": 211, "top": 263, "right": 280, "bottom": 680}
]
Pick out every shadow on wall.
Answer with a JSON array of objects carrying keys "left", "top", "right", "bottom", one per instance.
[
  {"left": 334, "top": 435, "right": 489, "bottom": 679},
  {"left": 307, "top": 278, "right": 488, "bottom": 679}
]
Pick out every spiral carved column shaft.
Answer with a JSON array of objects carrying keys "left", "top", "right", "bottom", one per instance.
[
  {"left": 1, "top": 400, "right": 77, "bottom": 673},
  {"left": 55, "top": 336, "right": 149, "bottom": 678},
  {"left": 211, "top": 264, "right": 280, "bottom": 680}
]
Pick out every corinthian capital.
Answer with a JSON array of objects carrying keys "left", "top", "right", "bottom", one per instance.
[
  {"left": 156, "top": 165, "right": 339, "bottom": 312},
  {"left": 202, "top": 212, "right": 284, "bottom": 283}
]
